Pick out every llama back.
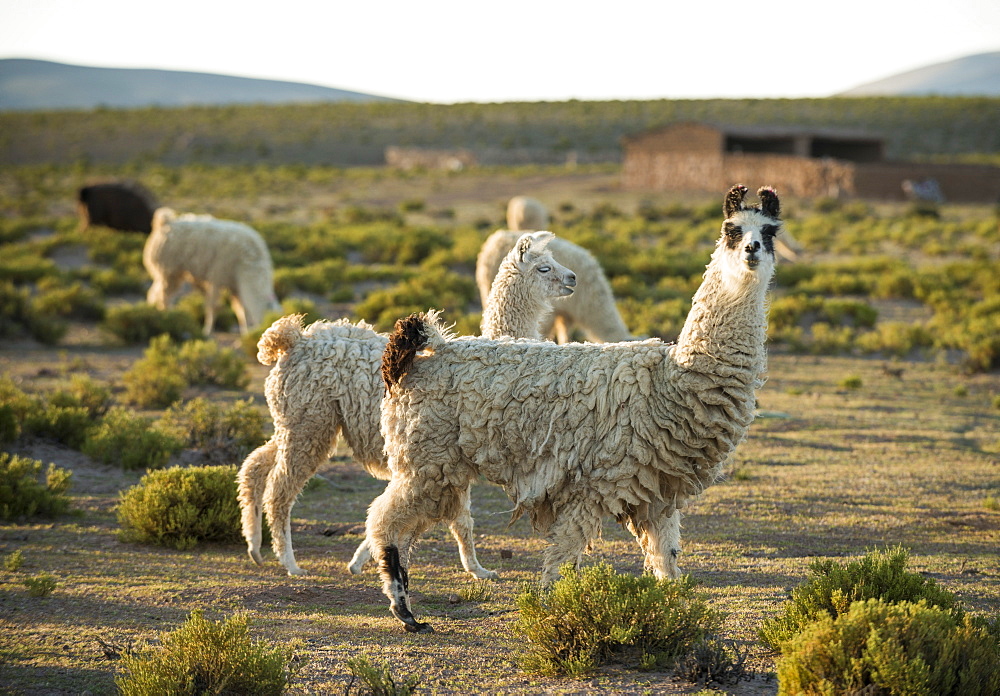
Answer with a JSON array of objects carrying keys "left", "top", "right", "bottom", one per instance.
[{"left": 265, "top": 317, "right": 388, "bottom": 470}]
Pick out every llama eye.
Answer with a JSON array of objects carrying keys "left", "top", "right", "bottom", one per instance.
[
  {"left": 725, "top": 223, "right": 742, "bottom": 239},
  {"left": 762, "top": 224, "right": 778, "bottom": 237},
  {"left": 538, "top": 266, "right": 551, "bottom": 273}
]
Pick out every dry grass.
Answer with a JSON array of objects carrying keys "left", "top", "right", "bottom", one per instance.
[
  {"left": 2, "top": 347, "right": 998, "bottom": 694},
  {"left": 1, "top": 168, "right": 998, "bottom": 694}
]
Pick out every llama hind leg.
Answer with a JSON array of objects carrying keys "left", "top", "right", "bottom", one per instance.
[
  {"left": 263, "top": 428, "right": 335, "bottom": 576},
  {"left": 627, "top": 506, "right": 682, "bottom": 580},
  {"left": 237, "top": 440, "right": 277, "bottom": 565},
  {"left": 448, "top": 485, "right": 498, "bottom": 580},
  {"left": 367, "top": 476, "right": 450, "bottom": 632}
]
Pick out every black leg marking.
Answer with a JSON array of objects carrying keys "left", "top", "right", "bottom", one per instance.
[{"left": 381, "top": 546, "right": 433, "bottom": 633}]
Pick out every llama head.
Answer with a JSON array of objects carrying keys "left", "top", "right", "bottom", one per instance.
[
  {"left": 713, "top": 185, "right": 782, "bottom": 289},
  {"left": 512, "top": 231, "right": 577, "bottom": 298}
]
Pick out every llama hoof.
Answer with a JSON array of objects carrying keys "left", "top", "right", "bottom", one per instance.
[
  {"left": 286, "top": 567, "right": 308, "bottom": 577},
  {"left": 347, "top": 561, "right": 365, "bottom": 575},
  {"left": 470, "top": 569, "right": 500, "bottom": 581},
  {"left": 248, "top": 549, "right": 264, "bottom": 566},
  {"left": 404, "top": 621, "right": 434, "bottom": 634}
]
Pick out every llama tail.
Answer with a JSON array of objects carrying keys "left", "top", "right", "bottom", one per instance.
[
  {"left": 256, "top": 314, "right": 305, "bottom": 366},
  {"left": 151, "top": 207, "right": 176, "bottom": 232},
  {"left": 381, "top": 310, "right": 449, "bottom": 391}
]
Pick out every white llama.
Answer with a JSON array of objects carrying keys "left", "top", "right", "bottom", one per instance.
[{"left": 371, "top": 185, "right": 781, "bottom": 632}]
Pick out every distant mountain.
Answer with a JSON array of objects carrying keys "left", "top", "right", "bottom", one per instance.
[
  {"left": 838, "top": 51, "right": 1000, "bottom": 97},
  {"left": 0, "top": 59, "right": 405, "bottom": 111}
]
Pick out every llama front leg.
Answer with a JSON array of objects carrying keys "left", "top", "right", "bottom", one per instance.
[
  {"left": 236, "top": 440, "right": 277, "bottom": 566},
  {"left": 367, "top": 477, "right": 444, "bottom": 633},
  {"left": 539, "top": 501, "right": 601, "bottom": 585},
  {"left": 627, "top": 506, "right": 682, "bottom": 580},
  {"left": 449, "top": 485, "right": 498, "bottom": 580},
  {"left": 347, "top": 535, "right": 373, "bottom": 574}
]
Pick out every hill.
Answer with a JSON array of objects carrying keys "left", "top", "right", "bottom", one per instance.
[
  {"left": 839, "top": 51, "right": 1000, "bottom": 97},
  {"left": 0, "top": 59, "right": 403, "bottom": 111}
]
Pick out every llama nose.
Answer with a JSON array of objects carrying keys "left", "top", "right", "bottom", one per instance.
[
  {"left": 745, "top": 240, "right": 760, "bottom": 254},
  {"left": 566, "top": 273, "right": 577, "bottom": 287}
]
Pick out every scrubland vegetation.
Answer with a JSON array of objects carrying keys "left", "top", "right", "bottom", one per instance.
[{"left": 1, "top": 145, "right": 998, "bottom": 694}]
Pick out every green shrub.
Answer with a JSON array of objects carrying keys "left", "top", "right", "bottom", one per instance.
[
  {"left": 32, "top": 280, "right": 105, "bottom": 321},
  {"left": 122, "top": 335, "right": 188, "bottom": 408},
  {"left": 353, "top": 267, "right": 477, "bottom": 333},
  {"left": 82, "top": 407, "right": 184, "bottom": 470},
  {"left": 101, "top": 303, "right": 201, "bottom": 345},
  {"left": 123, "top": 335, "right": 250, "bottom": 407},
  {"left": 23, "top": 572, "right": 58, "bottom": 598},
  {"left": 157, "top": 397, "right": 265, "bottom": 463},
  {"left": 48, "top": 374, "right": 112, "bottom": 419},
  {"left": 776, "top": 599, "right": 1000, "bottom": 696},
  {"left": 4, "top": 549, "right": 24, "bottom": 571},
  {"left": 0, "top": 453, "right": 72, "bottom": 520},
  {"left": 115, "top": 610, "right": 300, "bottom": 696},
  {"left": 345, "top": 655, "right": 419, "bottom": 696},
  {"left": 22, "top": 402, "right": 92, "bottom": 448},
  {"left": 0, "top": 280, "right": 68, "bottom": 344},
  {"left": 176, "top": 340, "right": 249, "bottom": 389},
  {"left": 117, "top": 465, "right": 244, "bottom": 550},
  {"left": 760, "top": 546, "right": 960, "bottom": 653},
  {"left": 515, "top": 563, "right": 723, "bottom": 677},
  {"left": 839, "top": 375, "right": 863, "bottom": 390}
]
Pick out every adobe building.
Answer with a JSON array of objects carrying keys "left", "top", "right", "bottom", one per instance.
[{"left": 622, "top": 122, "right": 1000, "bottom": 203}]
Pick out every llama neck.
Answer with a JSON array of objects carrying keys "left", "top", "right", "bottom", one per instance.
[
  {"left": 672, "top": 260, "right": 770, "bottom": 381},
  {"left": 482, "top": 271, "right": 549, "bottom": 340}
]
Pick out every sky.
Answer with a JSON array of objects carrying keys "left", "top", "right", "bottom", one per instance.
[{"left": 1, "top": 0, "right": 998, "bottom": 103}]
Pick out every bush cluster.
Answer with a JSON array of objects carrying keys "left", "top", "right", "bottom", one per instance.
[
  {"left": 515, "top": 563, "right": 724, "bottom": 677},
  {"left": 0, "top": 453, "right": 72, "bottom": 520},
  {"left": 115, "top": 610, "right": 300, "bottom": 695},
  {"left": 116, "top": 465, "right": 245, "bottom": 550},
  {"left": 123, "top": 334, "right": 249, "bottom": 408},
  {"left": 158, "top": 397, "right": 266, "bottom": 464},
  {"left": 762, "top": 547, "right": 999, "bottom": 694}
]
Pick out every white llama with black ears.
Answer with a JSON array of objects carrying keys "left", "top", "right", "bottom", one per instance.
[
  {"left": 236, "top": 232, "right": 576, "bottom": 578},
  {"left": 372, "top": 184, "right": 781, "bottom": 632}
]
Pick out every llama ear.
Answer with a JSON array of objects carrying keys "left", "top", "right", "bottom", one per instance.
[
  {"left": 528, "top": 230, "right": 553, "bottom": 252},
  {"left": 516, "top": 233, "right": 534, "bottom": 262},
  {"left": 724, "top": 185, "right": 749, "bottom": 219},
  {"left": 757, "top": 186, "right": 780, "bottom": 219}
]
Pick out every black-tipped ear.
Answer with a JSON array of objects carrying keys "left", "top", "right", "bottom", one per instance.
[
  {"left": 516, "top": 234, "right": 533, "bottom": 262},
  {"left": 724, "top": 185, "right": 749, "bottom": 219},
  {"left": 758, "top": 186, "right": 780, "bottom": 219}
]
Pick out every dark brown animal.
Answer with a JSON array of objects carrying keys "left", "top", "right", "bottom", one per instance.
[{"left": 77, "top": 182, "right": 158, "bottom": 233}]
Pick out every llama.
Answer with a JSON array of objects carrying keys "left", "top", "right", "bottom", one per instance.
[
  {"left": 144, "top": 208, "right": 280, "bottom": 336},
  {"left": 236, "top": 232, "right": 577, "bottom": 578},
  {"left": 477, "top": 197, "right": 633, "bottom": 343},
  {"left": 372, "top": 184, "right": 781, "bottom": 632},
  {"left": 506, "top": 195, "right": 549, "bottom": 231},
  {"left": 77, "top": 181, "right": 158, "bottom": 233},
  {"left": 481, "top": 231, "right": 576, "bottom": 339}
]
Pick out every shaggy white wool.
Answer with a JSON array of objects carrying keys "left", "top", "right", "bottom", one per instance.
[
  {"left": 143, "top": 208, "right": 279, "bottom": 335},
  {"left": 476, "top": 230, "right": 633, "bottom": 343},
  {"left": 371, "top": 184, "right": 781, "bottom": 631},
  {"left": 480, "top": 231, "right": 576, "bottom": 340}
]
